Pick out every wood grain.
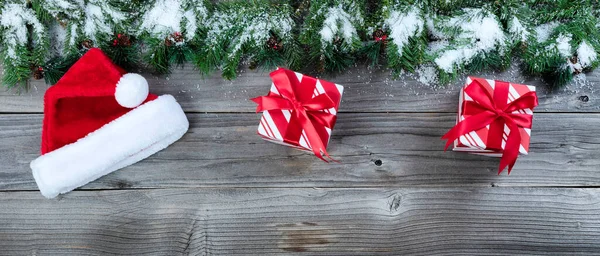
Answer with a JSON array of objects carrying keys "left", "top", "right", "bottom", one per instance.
[
  {"left": 0, "top": 188, "right": 599, "bottom": 255},
  {"left": 2, "top": 112, "right": 599, "bottom": 191},
  {"left": 1, "top": 64, "right": 598, "bottom": 113}
]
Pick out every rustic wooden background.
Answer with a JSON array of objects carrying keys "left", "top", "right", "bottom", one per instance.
[{"left": 1, "top": 62, "right": 600, "bottom": 255}]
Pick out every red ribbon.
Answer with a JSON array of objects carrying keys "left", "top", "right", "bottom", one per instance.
[
  {"left": 251, "top": 68, "right": 338, "bottom": 161},
  {"left": 442, "top": 79, "right": 538, "bottom": 174}
]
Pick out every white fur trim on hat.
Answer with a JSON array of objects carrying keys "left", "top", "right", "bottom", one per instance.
[
  {"left": 30, "top": 95, "right": 189, "bottom": 198},
  {"left": 115, "top": 73, "right": 149, "bottom": 108}
]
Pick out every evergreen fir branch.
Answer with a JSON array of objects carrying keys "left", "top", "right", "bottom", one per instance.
[
  {"left": 424, "top": 0, "right": 483, "bottom": 15},
  {"left": 30, "top": 0, "right": 81, "bottom": 25},
  {"left": 221, "top": 51, "right": 242, "bottom": 80},
  {"left": 318, "top": 41, "right": 356, "bottom": 72},
  {"left": 168, "top": 44, "right": 194, "bottom": 68},
  {"left": 144, "top": 37, "right": 170, "bottom": 74},
  {"left": 0, "top": 0, "right": 598, "bottom": 89},
  {"left": 41, "top": 53, "right": 79, "bottom": 85},
  {"left": 194, "top": 41, "right": 226, "bottom": 76},
  {"left": 529, "top": 0, "right": 592, "bottom": 24},
  {"left": 488, "top": 0, "right": 525, "bottom": 26},
  {"left": 542, "top": 60, "right": 573, "bottom": 88},
  {"left": 251, "top": 49, "right": 284, "bottom": 71},
  {"left": 360, "top": 41, "right": 385, "bottom": 66},
  {"left": 522, "top": 6, "right": 600, "bottom": 87},
  {"left": 436, "top": 66, "right": 457, "bottom": 85},
  {"left": 387, "top": 35, "right": 427, "bottom": 73},
  {"left": 62, "top": 0, "right": 129, "bottom": 55},
  {"left": 300, "top": 0, "right": 365, "bottom": 73},
  {"left": 138, "top": 0, "right": 209, "bottom": 74},
  {"left": 381, "top": 4, "right": 426, "bottom": 73},
  {"left": 2, "top": 46, "right": 31, "bottom": 91},
  {"left": 282, "top": 38, "right": 304, "bottom": 70},
  {"left": 201, "top": 0, "right": 297, "bottom": 79},
  {"left": 1, "top": 2, "right": 47, "bottom": 91},
  {"left": 30, "top": 0, "right": 53, "bottom": 23},
  {"left": 100, "top": 33, "right": 139, "bottom": 72},
  {"left": 426, "top": 7, "right": 510, "bottom": 85}
]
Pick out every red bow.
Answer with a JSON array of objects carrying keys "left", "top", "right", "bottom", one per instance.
[
  {"left": 251, "top": 69, "right": 338, "bottom": 161},
  {"left": 442, "top": 79, "right": 538, "bottom": 174}
]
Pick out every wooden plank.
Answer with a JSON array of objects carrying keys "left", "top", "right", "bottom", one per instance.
[
  {"left": 1, "top": 64, "right": 598, "bottom": 113},
  {"left": 1, "top": 112, "right": 599, "bottom": 191},
  {"left": 0, "top": 188, "right": 599, "bottom": 255}
]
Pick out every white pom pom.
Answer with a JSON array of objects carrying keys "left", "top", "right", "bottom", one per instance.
[{"left": 115, "top": 73, "right": 149, "bottom": 108}]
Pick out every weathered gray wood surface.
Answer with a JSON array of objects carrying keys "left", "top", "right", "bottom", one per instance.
[
  {"left": 1, "top": 62, "right": 600, "bottom": 255},
  {"left": 1, "top": 188, "right": 600, "bottom": 255},
  {"left": 1, "top": 112, "right": 600, "bottom": 191},
  {"left": 1, "top": 64, "right": 599, "bottom": 113}
]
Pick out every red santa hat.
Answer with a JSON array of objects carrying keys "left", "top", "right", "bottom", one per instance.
[{"left": 30, "top": 48, "right": 189, "bottom": 198}]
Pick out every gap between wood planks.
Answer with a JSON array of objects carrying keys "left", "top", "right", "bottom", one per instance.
[
  {"left": 3, "top": 184, "right": 600, "bottom": 194},
  {"left": 1, "top": 64, "right": 599, "bottom": 113},
  {"left": 1, "top": 187, "right": 600, "bottom": 254},
  {"left": 2, "top": 112, "right": 600, "bottom": 191}
]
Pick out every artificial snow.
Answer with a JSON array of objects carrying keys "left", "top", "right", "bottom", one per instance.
[
  {"left": 508, "top": 17, "right": 529, "bottom": 43},
  {"left": 0, "top": 4, "right": 45, "bottom": 59},
  {"left": 68, "top": 23, "right": 79, "bottom": 48},
  {"left": 233, "top": 12, "right": 292, "bottom": 56},
  {"left": 43, "top": 0, "right": 81, "bottom": 20},
  {"left": 554, "top": 33, "right": 572, "bottom": 57},
  {"left": 319, "top": 4, "right": 362, "bottom": 47},
  {"left": 53, "top": 0, "right": 78, "bottom": 9},
  {"left": 385, "top": 7, "right": 424, "bottom": 56},
  {"left": 206, "top": 7, "right": 293, "bottom": 58},
  {"left": 427, "top": 40, "right": 449, "bottom": 55},
  {"left": 416, "top": 65, "right": 438, "bottom": 86},
  {"left": 140, "top": 0, "right": 183, "bottom": 36},
  {"left": 205, "top": 11, "right": 234, "bottom": 45},
  {"left": 534, "top": 22, "right": 559, "bottom": 43},
  {"left": 425, "top": 16, "right": 445, "bottom": 40},
  {"left": 49, "top": 22, "right": 67, "bottom": 56},
  {"left": 139, "top": 0, "right": 207, "bottom": 40},
  {"left": 577, "top": 40, "right": 597, "bottom": 68},
  {"left": 568, "top": 61, "right": 582, "bottom": 73},
  {"left": 434, "top": 9, "right": 506, "bottom": 73},
  {"left": 238, "top": 12, "right": 291, "bottom": 56},
  {"left": 139, "top": 0, "right": 208, "bottom": 40},
  {"left": 83, "top": 1, "right": 126, "bottom": 42},
  {"left": 183, "top": 10, "right": 198, "bottom": 41}
]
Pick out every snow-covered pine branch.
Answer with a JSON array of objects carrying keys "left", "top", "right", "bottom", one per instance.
[
  {"left": 508, "top": 17, "right": 531, "bottom": 44},
  {"left": 383, "top": 5, "right": 426, "bottom": 72},
  {"left": 1, "top": 3, "right": 46, "bottom": 60},
  {"left": 1, "top": 2, "right": 48, "bottom": 90},
  {"left": 202, "top": 1, "right": 295, "bottom": 79},
  {"left": 61, "top": 0, "right": 129, "bottom": 54},
  {"left": 522, "top": 3, "right": 600, "bottom": 87},
  {"left": 431, "top": 8, "right": 508, "bottom": 76},
  {"left": 301, "top": 0, "right": 364, "bottom": 72},
  {"left": 319, "top": 4, "right": 362, "bottom": 50},
  {"left": 1, "top": 0, "right": 599, "bottom": 90},
  {"left": 31, "top": 0, "right": 82, "bottom": 24},
  {"left": 138, "top": 0, "right": 209, "bottom": 74},
  {"left": 138, "top": 0, "right": 208, "bottom": 43},
  {"left": 577, "top": 40, "right": 598, "bottom": 69}
]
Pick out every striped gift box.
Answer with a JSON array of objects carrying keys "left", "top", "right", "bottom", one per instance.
[
  {"left": 257, "top": 71, "right": 344, "bottom": 153},
  {"left": 453, "top": 77, "right": 535, "bottom": 157}
]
